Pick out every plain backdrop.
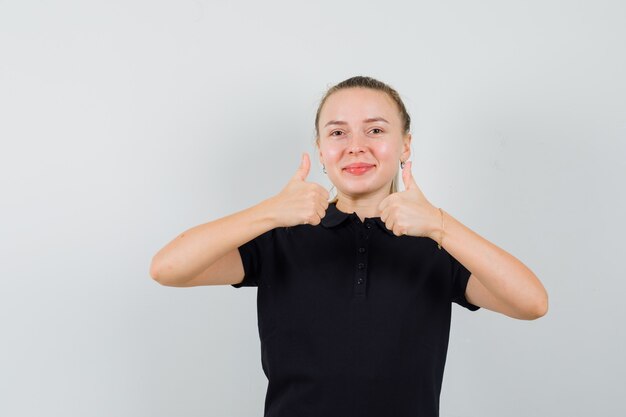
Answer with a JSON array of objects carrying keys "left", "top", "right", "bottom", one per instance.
[{"left": 1, "top": 0, "right": 625, "bottom": 416}]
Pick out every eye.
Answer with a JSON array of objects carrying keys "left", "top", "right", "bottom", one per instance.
[
  {"left": 330, "top": 130, "right": 345, "bottom": 137},
  {"left": 369, "top": 128, "right": 383, "bottom": 134}
]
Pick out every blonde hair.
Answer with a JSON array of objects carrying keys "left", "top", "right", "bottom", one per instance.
[{"left": 314, "top": 76, "right": 411, "bottom": 203}]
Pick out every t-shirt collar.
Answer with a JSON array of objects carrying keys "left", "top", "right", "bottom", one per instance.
[{"left": 321, "top": 202, "right": 395, "bottom": 236}]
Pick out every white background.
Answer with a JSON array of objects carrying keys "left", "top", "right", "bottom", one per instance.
[{"left": 1, "top": 0, "right": 625, "bottom": 416}]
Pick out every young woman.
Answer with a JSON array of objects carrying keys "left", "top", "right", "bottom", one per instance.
[{"left": 150, "top": 76, "right": 548, "bottom": 417}]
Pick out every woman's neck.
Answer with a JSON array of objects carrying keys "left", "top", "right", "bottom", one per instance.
[{"left": 335, "top": 191, "right": 390, "bottom": 222}]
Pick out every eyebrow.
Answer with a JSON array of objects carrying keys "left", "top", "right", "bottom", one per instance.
[{"left": 324, "top": 117, "right": 390, "bottom": 128}]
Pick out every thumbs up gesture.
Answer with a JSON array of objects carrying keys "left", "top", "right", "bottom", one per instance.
[
  {"left": 266, "top": 153, "right": 330, "bottom": 227},
  {"left": 378, "top": 161, "right": 440, "bottom": 238}
]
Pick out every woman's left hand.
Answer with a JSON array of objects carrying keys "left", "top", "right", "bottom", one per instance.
[{"left": 378, "top": 161, "right": 440, "bottom": 239}]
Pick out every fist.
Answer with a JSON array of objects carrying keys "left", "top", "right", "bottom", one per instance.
[
  {"left": 378, "top": 161, "right": 439, "bottom": 238},
  {"left": 269, "top": 153, "right": 330, "bottom": 227}
]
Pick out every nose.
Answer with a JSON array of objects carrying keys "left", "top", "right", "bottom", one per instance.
[{"left": 347, "top": 131, "right": 367, "bottom": 154}]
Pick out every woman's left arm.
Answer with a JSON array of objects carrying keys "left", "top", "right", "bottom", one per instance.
[
  {"left": 434, "top": 208, "right": 549, "bottom": 320},
  {"left": 379, "top": 161, "right": 549, "bottom": 320}
]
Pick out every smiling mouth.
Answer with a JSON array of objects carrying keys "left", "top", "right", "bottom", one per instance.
[{"left": 343, "top": 165, "right": 374, "bottom": 175}]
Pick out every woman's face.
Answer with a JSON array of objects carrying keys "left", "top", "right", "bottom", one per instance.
[{"left": 317, "top": 87, "right": 411, "bottom": 199}]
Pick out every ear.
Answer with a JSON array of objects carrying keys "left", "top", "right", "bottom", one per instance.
[
  {"left": 401, "top": 133, "right": 412, "bottom": 162},
  {"left": 317, "top": 141, "right": 324, "bottom": 166}
]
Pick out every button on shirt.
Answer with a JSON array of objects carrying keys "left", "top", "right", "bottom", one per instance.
[{"left": 233, "top": 202, "right": 479, "bottom": 417}]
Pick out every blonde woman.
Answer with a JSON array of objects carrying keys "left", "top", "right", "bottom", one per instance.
[{"left": 150, "top": 76, "right": 548, "bottom": 417}]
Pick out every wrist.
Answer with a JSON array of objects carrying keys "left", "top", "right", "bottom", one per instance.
[
  {"left": 426, "top": 205, "right": 445, "bottom": 249},
  {"left": 254, "top": 196, "right": 284, "bottom": 229}
]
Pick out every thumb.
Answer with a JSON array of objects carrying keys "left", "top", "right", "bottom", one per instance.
[
  {"left": 294, "top": 152, "right": 310, "bottom": 181},
  {"left": 402, "top": 161, "right": 418, "bottom": 190}
]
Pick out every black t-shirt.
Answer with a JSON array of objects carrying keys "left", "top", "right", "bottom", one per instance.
[{"left": 232, "top": 202, "right": 479, "bottom": 417}]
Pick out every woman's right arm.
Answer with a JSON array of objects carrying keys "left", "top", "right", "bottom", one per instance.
[
  {"left": 150, "top": 198, "right": 279, "bottom": 287},
  {"left": 149, "top": 153, "right": 328, "bottom": 287}
]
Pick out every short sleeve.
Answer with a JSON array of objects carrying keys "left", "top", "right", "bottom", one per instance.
[
  {"left": 231, "top": 229, "right": 273, "bottom": 288},
  {"left": 448, "top": 251, "right": 480, "bottom": 311}
]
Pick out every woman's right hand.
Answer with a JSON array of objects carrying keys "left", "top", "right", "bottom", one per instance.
[{"left": 265, "top": 152, "right": 330, "bottom": 227}]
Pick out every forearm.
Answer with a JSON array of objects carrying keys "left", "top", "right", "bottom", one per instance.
[
  {"left": 150, "top": 197, "right": 279, "bottom": 283},
  {"left": 428, "top": 207, "right": 548, "bottom": 317}
]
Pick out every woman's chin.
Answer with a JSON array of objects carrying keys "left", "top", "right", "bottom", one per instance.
[
  {"left": 331, "top": 172, "right": 394, "bottom": 197},
  {"left": 335, "top": 183, "right": 384, "bottom": 198}
]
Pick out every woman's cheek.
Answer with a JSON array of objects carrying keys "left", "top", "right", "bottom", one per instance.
[
  {"left": 374, "top": 142, "right": 396, "bottom": 161},
  {"left": 321, "top": 144, "right": 344, "bottom": 165}
]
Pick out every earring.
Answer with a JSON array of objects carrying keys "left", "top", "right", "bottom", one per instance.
[
  {"left": 400, "top": 160, "right": 405, "bottom": 169},
  {"left": 322, "top": 165, "right": 327, "bottom": 174}
]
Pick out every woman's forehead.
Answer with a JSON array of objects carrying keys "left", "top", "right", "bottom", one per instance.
[{"left": 320, "top": 88, "right": 400, "bottom": 124}]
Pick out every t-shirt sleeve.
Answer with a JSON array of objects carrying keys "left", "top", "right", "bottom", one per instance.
[
  {"left": 231, "top": 229, "right": 273, "bottom": 288},
  {"left": 448, "top": 251, "right": 480, "bottom": 311}
]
